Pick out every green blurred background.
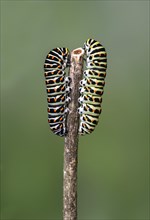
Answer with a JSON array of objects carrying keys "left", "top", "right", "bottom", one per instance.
[{"left": 1, "top": 1, "right": 149, "bottom": 219}]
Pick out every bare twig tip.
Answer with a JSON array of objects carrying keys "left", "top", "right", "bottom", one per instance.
[{"left": 72, "top": 47, "right": 84, "bottom": 56}]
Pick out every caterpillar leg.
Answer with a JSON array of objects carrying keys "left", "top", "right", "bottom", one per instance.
[
  {"left": 78, "top": 96, "right": 84, "bottom": 104},
  {"left": 55, "top": 127, "right": 67, "bottom": 136},
  {"left": 78, "top": 124, "right": 89, "bottom": 135},
  {"left": 78, "top": 106, "right": 84, "bottom": 114},
  {"left": 65, "top": 76, "right": 71, "bottom": 85},
  {"left": 66, "top": 96, "right": 71, "bottom": 104},
  {"left": 64, "top": 107, "right": 69, "bottom": 114},
  {"left": 80, "top": 79, "right": 86, "bottom": 86},
  {"left": 79, "top": 86, "right": 85, "bottom": 94},
  {"left": 66, "top": 86, "right": 71, "bottom": 94}
]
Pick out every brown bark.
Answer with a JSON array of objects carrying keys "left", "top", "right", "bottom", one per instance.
[{"left": 63, "top": 48, "right": 84, "bottom": 220}]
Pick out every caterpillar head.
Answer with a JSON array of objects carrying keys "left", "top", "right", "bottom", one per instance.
[
  {"left": 83, "top": 39, "right": 90, "bottom": 51},
  {"left": 62, "top": 48, "right": 70, "bottom": 68}
]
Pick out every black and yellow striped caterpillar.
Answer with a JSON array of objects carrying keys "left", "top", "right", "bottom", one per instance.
[
  {"left": 44, "top": 47, "right": 71, "bottom": 136},
  {"left": 44, "top": 39, "right": 107, "bottom": 137},
  {"left": 78, "top": 38, "right": 107, "bottom": 135}
]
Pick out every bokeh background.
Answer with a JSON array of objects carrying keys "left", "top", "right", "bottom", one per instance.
[{"left": 1, "top": 1, "right": 149, "bottom": 219}]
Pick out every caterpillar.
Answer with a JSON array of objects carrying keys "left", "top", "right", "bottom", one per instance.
[
  {"left": 44, "top": 47, "right": 71, "bottom": 136},
  {"left": 78, "top": 38, "right": 107, "bottom": 135}
]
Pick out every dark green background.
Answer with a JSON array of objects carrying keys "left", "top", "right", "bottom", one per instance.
[{"left": 1, "top": 1, "right": 149, "bottom": 219}]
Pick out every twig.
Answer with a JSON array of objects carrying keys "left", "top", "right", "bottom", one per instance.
[{"left": 63, "top": 48, "right": 84, "bottom": 220}]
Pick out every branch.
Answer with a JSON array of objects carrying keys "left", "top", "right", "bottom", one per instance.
[{"left": 63, "top": 48, "right": 84, "bottom": 220}]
